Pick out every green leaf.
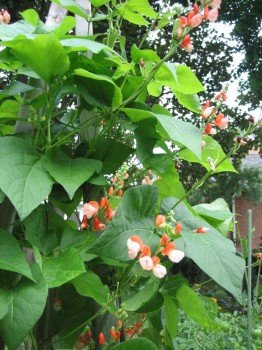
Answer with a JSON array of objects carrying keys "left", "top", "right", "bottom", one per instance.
[
  {"left": 0, "top": 229, "right": 34, "bottom": 281},
  {"left": 75, "top": 68, "right": 122, "bottom": 109},
  {"left": 21, "top": 9, "right": 39, "bottom": 26},
  {"left": 127, "top": 0, "right": 157, "bottom": 18},
  {"left": 90, "top": 0, "right": 110, "bottom": 7},
  {"left": 0, "top": 21, "right": 35, "bottom": 41},
  {"left": 0, "top": 264, "right": 48, "bottom": 350},
  {"left": 0, "top": 189, "right": 4, "bottom": 203},
  {"left": 0, "top": 136, "right": 54, "bottom": 220},
  {"left": 121, "top": 107, "right": 154, "bottom": 122},
  {"left": 90, "top": 186, "right": 159, "bottom": 261},
  {"left": 52, "top": 16, "right": 76, "bottom": 37},
  {"left": 164, "top": 296, "right": 179, "bottom": 338},
  {"left": 0, "top": 81, "right": 34, "bottom": 99},
  {"left": 60, "top": 227, "right": 95, "bottom": 251},
  {"left": 42, "top": 248, "right": 86, "bottom": 288},
  {"left": 155, "top": 165, "right": 185, "bottom": 201},
  {"left": 161, "top": 275, "right": 189, "bottom": 298},
  {"left": 173, "top": 90, "right": 202, "bottom": 113},
  {"left": 92, "top": 138, "right": 133, "bottom": 174},
  {"left": 176, "top": 284, "right": 221, "bottom": 330},
  {"left": 193, "top": 198, "right": 233, "bottom": 236},
  {"left": 162, "top": 198, "right": 245, "bottom": 302},
  {"left": 71, "top": 270, "right": 110, "bottom": 306},
  {"left": 118, "top": 0, "right": 157, "bottom": 25},
  {"left": 155, "top": 114, "right": 202, "bottom": 159},
  {"left": 51, "top": 0, "right": 89, "bottom": 18},
  {"left": 164, "top": 63, "right": 205, "bottom": 94},
  {"left": 119, "top": 7, "right": 148, "bottom": 25},
  {"left": 6, "top": 34, "right": 70, "bottom": 83},
  {"left": 23, "top": 206, "right": 64, "bottom": 255},
  {"left": 60, "top": 37, "right": 109, "bottom": 53},
  {"left": 0, "top": 290, "right": 9, "bottom": 319},
  {"left": 0, "top": 100, "right": 20, "bottom": 120},
  {"left": 111, "top": 338, "right": 159, "bottom": 350},
  {"left": 131, "top": 44, "right": 160, "bottom": 63},
  {"left": 44, "top": 149, "right": 102, "bottom": 199},
  {"left": 123, "top": 279, "right": 160, "bottom": 311},
  {"left": 179, "top": 135, "right": 237, "bottom": 173}
]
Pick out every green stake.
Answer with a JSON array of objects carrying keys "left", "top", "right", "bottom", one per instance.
[{"left": 247, "top": 209, "right": 253, "bottom": 350}]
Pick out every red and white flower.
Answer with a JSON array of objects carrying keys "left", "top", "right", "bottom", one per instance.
[{"left": 83, "top": 201, "right": 99, "bottom": 219}]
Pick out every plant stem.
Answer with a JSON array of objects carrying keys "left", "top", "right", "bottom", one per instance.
[
  {"left": 119, "top": 45, "right": 177, "bottom": 108},
  {"left": 138, "top": 0, "right": 170, "bottom": 49},
  {"left": 30, "top": 332, "right": 38, "bottom": 350},
  {"left": 247, "top": 209, "right": 253, "bottom": 350}
]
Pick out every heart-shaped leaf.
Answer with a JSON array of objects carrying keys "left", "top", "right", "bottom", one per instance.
[
  {"left": 0, "top": 229, "right": 34, "bottom": 281},
  {"left": 44, "top": 149, "right": 102, "bottom": 199},
  {"left": 0, "top": 136, "right": 54, "bottom": 220},
  {"left": 42, "top": 248, "right": 86, "bottom": 288},
  {"left": 0, "top": 264, "right": 48, "bottom": 350}
]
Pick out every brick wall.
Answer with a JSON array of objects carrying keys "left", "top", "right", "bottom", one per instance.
[{"left": 235, "top": 197, "right": 262, "bottom": 249}]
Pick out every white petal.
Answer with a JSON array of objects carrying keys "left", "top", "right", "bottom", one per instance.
[
  {"left": 168, "top": 250, "right": 185, "bottom": 263},
  {"left": 139, "top": 256, "right": 153, "bottom": 270},
  {"left": 153, "top": 264, "right": 167, "bottom": 278}
]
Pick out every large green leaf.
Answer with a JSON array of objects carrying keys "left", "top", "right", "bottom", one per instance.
[
  {"left": 173, "top": 90, "right": 202, "bottom": 114},
  {"left": 164, "top": 296, "right": 179, "bottom": 338},
  {"left": 131, "top": 44, "right": 160, "bottom": 63},
  {"left": 0, "top": 229, "right": 34, "bottom": 281},
  {"left": 60, "top": 37, "right": 109, "bottom": 53},
  {"left": 155, "top": 114, "right": 202, "bottom": 159},
  {"left": 92, "top": 138, "right": 133, "bottom": 174},
  {"left": 6, "top": 34, "right": 70, "bottom": 83},
  {"left": 0, "top": 21, "right": 35, "bottom": 41},
  {"left": 44, "top": 149, "right": 102, "bottom": 199},
  {"left": 71, "top": 270, "right": 110, "bottom": 306},
  {"left": 0, "top": 100, "right": 20, "bottom": 120},
  {"left": 0, "top": 290, "right": 9, "bottom": 320},
  {"left": 118, "top": 0, "right": 157, "bottom": 26},
  {"left": 176, "top": 284, "right": 220, "bottom": 330},
  {"left": 75, "top": 68, "right": 122, "bottom": 109},
  {"left": 161, "top": 198, "right": 245, "bottom": 302},
  {"left": 179, "top": 135, "right": 237, "bottom": 173},
  {"left": 21, "top": 9, "right": 39, "bottom": 26},
  {"left": 193, "top": 198, "right": 233, "bottom": 236},
  {"left": 90, "top": 0, "right": 110, "bottom": 7},
  {"left": 155, "top": 165, "right": 185, "bottom": 201},
  {"left": 161, "top": 275, "right": 220, "bottom": 330},
  {"left": 123, "top": 279, "right": 160, "bottom": 311},
  {"left": 111, "top": 338, "right": 158, "bottom": 350},
  {"left": 23, "top": 206, "right": 65, "bottom": 255},
  {"left": 0, "top": 81, "right": 34, "bottom": 99},
  {"left": 164, "top": 63, "right": 204, "bottom": 94},
  {"left": 42, "top": 248, "right": 86, "bottom": 288},
  {"left": 0, "top": 264, "right": 48, "bottom": 350},
  {"left": 90, "top": 186, "right": 159, "bottom": 261},
  {"left": 51, "top": 0, "right": 89, "bottom": 18},
  {"left": 0, "top": 137, "right": 54, "bottom": 220}
]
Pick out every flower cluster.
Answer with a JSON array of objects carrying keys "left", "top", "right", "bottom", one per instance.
[
  {"left": 108, "top": 166, "right": 129, "bottom": 198},
  {"left": 76, "top": 320, "right": 123, "bottom": 349},
  {"left": 127, "top": 213, "right": 190, "bottom": 279},
  {"left": 178, "top": 1, "right": 221, "bottom": 53},
  {"left": 201, "top": 90, "right": 228, "bottom": 135},
  {"left": 81, "top": 197, "right": 115, "bottom": 231}
]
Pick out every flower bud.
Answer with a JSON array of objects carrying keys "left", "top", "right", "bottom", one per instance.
[{"left": 99, "top": 332, "right": 105, "bottom": 346}]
